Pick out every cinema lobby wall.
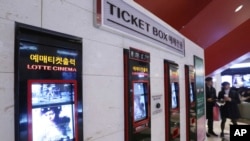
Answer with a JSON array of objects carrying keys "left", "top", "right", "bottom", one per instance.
[{"left": 0, "top": 0, "right": 204, "bottom": 141}]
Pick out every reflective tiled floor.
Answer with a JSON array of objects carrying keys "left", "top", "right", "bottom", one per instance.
[{"left": 206, "top": 119, "right": 249, "bottom": 141}]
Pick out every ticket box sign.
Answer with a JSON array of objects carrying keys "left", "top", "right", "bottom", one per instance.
[
  {"left": 124, "top": 47, "right": 151, "bottom": 141},
  {"left": 94, "top": 0, "right": 185, "bottom": 56},
  {"left": 14, "top": 23, "right": 83, "bottom": 141},
  {"left": 164, "top": 60, "right": 180, "bottom": 141}
]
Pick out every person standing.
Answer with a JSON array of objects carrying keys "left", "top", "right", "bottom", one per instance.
[
  {"left": 218, "top": 81, "right": 241, "bottom": 138},
  {"left": 205, "top": 77, "right": 218, "bottom": 137}
]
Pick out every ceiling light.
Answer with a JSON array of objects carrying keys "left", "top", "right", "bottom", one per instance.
[
  {"left": 235, "top": 5, "right": 243, "bottom": 13},
  {"left": 230, "top": 62, "right": 250, "bottom": 68}
]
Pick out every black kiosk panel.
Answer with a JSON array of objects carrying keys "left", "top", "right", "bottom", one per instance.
[
  {"left": 164, "top": 60, "right": 180, "bottom": 141},
  {"left": 14, "top": 23, "right": 83, "bottom": 141},
  {"left": 185, "top": 65, "right": 197, "bottom": 141},
  {"left": 124, "top": 47, "right": 151, "bottom": 141}
]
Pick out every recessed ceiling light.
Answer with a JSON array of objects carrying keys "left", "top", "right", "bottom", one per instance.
[{"left": 235, "top": 5, "right": 243, "bottom": 13}]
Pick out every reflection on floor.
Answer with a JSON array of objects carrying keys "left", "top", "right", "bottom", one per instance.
[{"left": 206, "top": 119, "right": 249, "bottom": 141}]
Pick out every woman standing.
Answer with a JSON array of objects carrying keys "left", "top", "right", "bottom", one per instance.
[{"left": 218, "top": 81, "right": 241, "bottom": 137}]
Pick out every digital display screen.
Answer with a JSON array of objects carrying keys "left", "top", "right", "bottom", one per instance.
[
  {"left": 171, "top": 83, "right": 178, "bottom": 109},
  {"left": 133, "top": 83, "right": 147, "bottom": 122},
  {"left": 190, "top": 83, "right": 194, "bottom": 103},
  {"left": 29, "top": 81, "right": 76, "bottom": 141},
  {"left": 133, "top": 82, "right": 145, "bottom": 95},
  {"left": 32, "top": 105, "right": 74, "bottom": 141},
  {"left": 233, "top": 74, "right": 250, "bottom": 88},
  {"left": 31, "top": 83, "right": 75, "bottom": 106}
]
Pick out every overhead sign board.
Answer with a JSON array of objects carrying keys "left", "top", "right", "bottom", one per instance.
[{"left": 95, "top": 0, "right": 185, "bottom": 56}]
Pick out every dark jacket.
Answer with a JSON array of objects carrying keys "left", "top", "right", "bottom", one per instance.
[
  {"left": 206, "top": 85, "right": 217, "bottom": 119},
  {"left": 218, "top": 88, "right": 241, "bottom": 119}
]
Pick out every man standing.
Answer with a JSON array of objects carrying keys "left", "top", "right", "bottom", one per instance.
[
  {"left": 218, "top": 81, "right": 241, "bottom": 137},
  {"left": 205, "top": 77, "right": 218, "bottom": 137}
]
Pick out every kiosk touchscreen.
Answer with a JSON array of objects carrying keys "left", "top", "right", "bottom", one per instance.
[
  {"left": 28, "top": 80, "right": 77, "bottom": 141},
  {"left": 190, "top": 83, "right": 195, "bottom": 103},
  {"left": 132, "top": 82, "right": 149, "bottom": 133},
  {"left": 189, "top": 82, "right": 196, "bottom": 126},
  {"left": 133, "top": 82, "right": 147, "bottom": 122},
  {"left": 170, "top": 82, "right": 180, "bottom": 139},
  {"left": 171, "top": 82, "right": 179, "bottom": 110}
]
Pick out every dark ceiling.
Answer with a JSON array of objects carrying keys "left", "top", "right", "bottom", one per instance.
[{"left": 134, "top": 0, "right": 250, "bottom": 76}]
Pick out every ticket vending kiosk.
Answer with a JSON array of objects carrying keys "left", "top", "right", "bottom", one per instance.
[
  {"left": 14, "top": 23, "right": 83, "bottom": 141},
  {"left": 164, "top": 60, "right": 180, "bottom": 141},
  {"left": 124, "top": 47, "right": 151, "bottom": 141},
  {"left": 185, "top": 65, "right": 197, "bottom": 141}
]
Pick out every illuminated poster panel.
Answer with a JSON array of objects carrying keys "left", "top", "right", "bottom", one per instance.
[
  {"left": 185, "top": 65, "right": 197, "bottom": 141},
  {"left": 14, "top": 23, "right": 83, "bottom": 141},
  {"left": 194, "top": 56, "right": 206, "bottom": 141},
  {"left": 28, "top": 80, "right": 77, "bottom": 141}
]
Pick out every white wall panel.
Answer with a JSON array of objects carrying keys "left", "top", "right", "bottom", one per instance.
[
  {"left": 82, "top": 39, "right": 124, "bottom": 76},
  {"left": 0, "top": 73, "right": 14, "bottom": 141},
  {"left": 0, "top": 19, "right": 14, "bottom": 72},
  {"left": 0, "top": 0, "right": 41, "bottom": 26},
  {"left": 83, "top": 75, "right": 124, "bottom": 140}
]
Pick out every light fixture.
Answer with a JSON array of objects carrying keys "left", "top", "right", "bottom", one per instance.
[
  {"left": 235, "top": 5, "right": 243, "bottom": 13},
  {"left": 230, "top": 62, "right": 250, "bottom": 68}
]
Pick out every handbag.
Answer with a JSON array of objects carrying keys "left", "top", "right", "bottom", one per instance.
[{"left": 213, "top": 105, "right": 220, "bottom": 121}]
